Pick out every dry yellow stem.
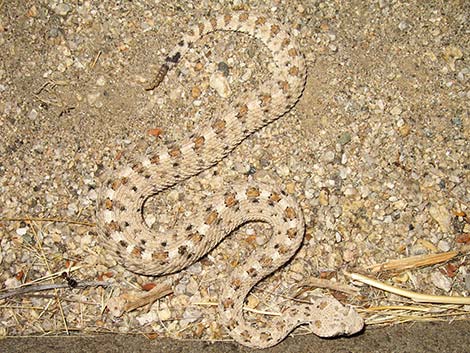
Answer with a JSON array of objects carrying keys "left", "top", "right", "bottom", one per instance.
[
  {"left": 349, "top": 272, "right": 470, "bottom": 305},
  {"left": 365, "top": 251, "right": 458, "bottom": 273}
]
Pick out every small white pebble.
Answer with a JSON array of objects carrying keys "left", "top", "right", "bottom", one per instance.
[
  {"left": 210, "top": 72, "right": 231, "bottom": 98},
  {"left": 16, "top": 227, "right": 28, "bottom": 236}
]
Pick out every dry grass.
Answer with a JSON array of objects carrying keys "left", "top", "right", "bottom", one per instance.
[{"left": 1, "top": 217, "right": 469, "bottom": 339}]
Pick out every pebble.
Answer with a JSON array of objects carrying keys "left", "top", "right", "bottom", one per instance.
[
  {"left": 430, "top": 271, "right": 452, "bottom": 292},
  {"left": 240, "top": 68, "right": 253, "bottom": 82},
  {"left": 437, "top": 240, "right": 451, "bottom": 252},
  {"left": 136, "top": 311, "right": 158, "bottom": 325},
  {"left": 191, "top": 86, "right": 202, "bottom": 99},
  {"left": 429, "top": 204, "right": 452, "bottom": 233},
  {"left": 209, "top": 72, "right": 231, "bottom": 98},
  {"left": 276, "top": 165, "right": 290, "bottom": 177},
  {"left": 28, "top": 109, "right": 38, "bottom": 120},
  {"left": 157, "top": 307, "right": 172, "bottom": 321},
  {"left": 323, "top": 151, "right": 335, "bottom": 163},
  {"left": 167, "top": 189, "right": 180, "bottom": 202},
  {"left": 87, "top": 91, "right": 102, "bottom": 107},
  {"left": 442, "top": 46, "right": 463, "bottom": 71},
  {"left": 319, "top": 188, "right": 329, "bottom": 206},
  {"left": 398, "top": 123, "right": 411, "bottom": 137},
  {"left": 246, "top": 295, "right": 260, "bottom": 309},
  {"left": 96, "top": 76, "right": 106, "bottom": 86},
  {"left": 182, "top": 307, "right": 202, "bottom": 324},
  {"left": 54, "top": 3, "right": 72, "bottom": 16},
  {"left": 145, "top": 214, "right": 156, "bottom": 228},
  {"left": 16, "top": 227, "right": 28, "bottom": 236},
  {"left": 398, "top": 21, "right": 409, "bottom": 31},
  {"left": 338, "top": 132, "right": 351, "bottom": 145},
  {"left": 390, "top": 106, "right": 402, "bottom": 116},
  {"left": 217, "top": 61, "right": 230, "bottom": 77}
]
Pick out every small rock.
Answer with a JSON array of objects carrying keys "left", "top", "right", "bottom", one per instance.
[
  {"left": 145, "top": 214, "right": 156, "bottom": 228},
  {"left": 186, "top": 262, "right": 202, "bottom": 275},
  {"left": 430, "top": 271, "right": 452, "bottom": 292},
  {"left": 398, "top": 21, "right": 409, "bottom": 31},
  {"left": 67, "top": 202, "right": 78, "bottom": 215},
  {"left": 463, "top": 223, "right": 470, "bottom": 233},
  {"left": 16, "top": 227, "right": 28, "bottom": 236},
  {"left": 234, "top": 161, "right": 251, "bottom": 174},
  {"left": 343, "top": 249, "right": 355, "bottom": 262},
  {"left": 276, "top": 165, "right": 290, "bottom": 177},
  {"left": 167, "top": 189, "right": 179, "bottom": 202},
  {"left": 4, "top": 277, "right": 21, "bottom": 288},
  {"left": 157, "top": 307, "right": 172, "bottom": 321},
  {"left": 323, "top": 151, "right": 335, "bottom": 163},
  {"left": 335, "top": 232, "right": 342, "bottom": 242},
  {"left": 437, "top": 240, "right": 451, "bottom": 252},
  {"left": 136, "top": 310, "right": 158, "bottom": 325},
  {"left": 240, "top": 68, "right": 253, "bottom": 82},
  {"left": 338, "top": 132, "right": 351, "bottom": 145},
  {"left": 390, "top": 105, "right": 402, "bottom": 116},
  {"left": 54, "top": 3, "right": 72, "bottom": 16},
  {"left": 182, "top": 307, "right": 202, "bottom": 323},
  {"left": 399, "top": 123, "right": 411, "bottom": 137},
  {"left": 339, "top": 166, "right": 350, "bottom": 179},
  {"left": 28, "top": 109, "right": 38, "bottom": 120},
  {"left": 246, "top": 295, "right": 259, "bottom": 309},
  {"left": 87, "top": 189, "right": 98, "bottom": 201},
  {"left": 304, "top": 189, "right": 314, "bottom": 199},
  {"left": 379, "top": 0, "right": 388, "bottom": 8},
  {"left": 191, "top": 86, "right": 201, "bottom": 99},
  {"left": 442, "top": 46, "right": 463, "bottom": 71},
  {"left": 87, "top": 91, "right": 101, "bottom": 107},
  {"left": 210, "top": 72, "right": 231, "bottom": 98},
  {"left": 217, "top": 61, "right": 230, "bottom": 76},
  {"left": 96, "top": 76, "right": 106, "bottom": 86},
  {"left": 343, "top": 186, "right": 356, "bottom": 197},
  {"left": 429, "top": 204, "right": 452, "bottom": 233},
  {"left": 194, "top": 62, "right": 204, "bottom": 72},
  {"left": 319, "top": 188, "right": 329, "bottom": 206},
  {"left": 285, "top": 182, "right": 296, "bottom": 194}
]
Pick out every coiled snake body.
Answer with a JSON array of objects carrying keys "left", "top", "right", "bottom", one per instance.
[{"left": 96, "top": 12, "right": 363, "bottom": 348}]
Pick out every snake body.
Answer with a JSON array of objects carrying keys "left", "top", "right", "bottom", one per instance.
[{"left": 96, "top": 12, "right": 363, "bottom": 348}]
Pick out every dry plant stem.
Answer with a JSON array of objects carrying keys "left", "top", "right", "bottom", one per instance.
[
  {"left": 366, "top": 251, "right": 459, "bottom": 273},
  {"left": 349, "top": 272, "right": 470, "bottom": 305},
  {"left": 0, "top": 216, "right": 94, "bottom": 227},
  {"left": 123, "top": 283, "right": 173, "bottom": 313},
  {"left": 29, "top": 221, "right": 69, "bottom": 333},
  {"left": 0, "top": 281, "right": 111, "bottom": 300},
  {"left": 298, "top": 277, "right": 361, "bottom": 296},
  {"left": 11, "top": 266, "right": 83, "bottom": 288}
]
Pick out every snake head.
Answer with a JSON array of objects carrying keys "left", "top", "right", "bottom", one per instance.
[{"left": 308, "top": 298, "right": 364, "bottom": 337}]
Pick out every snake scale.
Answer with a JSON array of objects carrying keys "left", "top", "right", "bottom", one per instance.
[{"left": 96, "top": 12, "right": 363, "bottom": 348}]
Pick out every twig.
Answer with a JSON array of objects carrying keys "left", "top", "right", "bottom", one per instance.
[
  {"left": 90, "top": 50, "right": 102, "bottom": 69},
  {"left": 3, "top": 266, "right": 83, "bottom": 289},
  {"left": 349, "top": 272, "right": 470, "bottom": 305},
  {"left": 298, "top": 277, "right": 361, "bottom": 296},
  {"left": 365, "top": 251, "right": 459, "bottom": 273},
  {"left": 0, "top": 217, "right": 94, "bottom": 227},
  {"left": 106, "top": 283, "right": 173, "bottom": 317},
  {"left": 0, "top": 281, "right": 110, "bottom": 300}
]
